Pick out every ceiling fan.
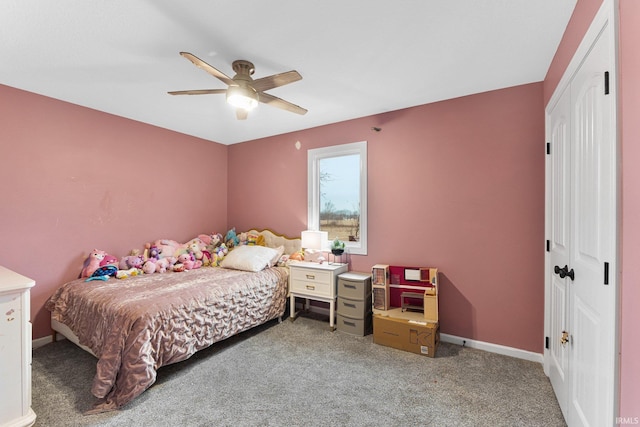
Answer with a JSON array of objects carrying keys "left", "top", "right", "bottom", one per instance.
[{"left": 169, "top": 52, "right": 307, "bottom": 120}]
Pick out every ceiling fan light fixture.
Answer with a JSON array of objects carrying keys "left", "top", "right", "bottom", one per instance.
[
  {"left": 226, "top": 85, "right": 258, "bottom": 111},
  {"left": 171, "top": 53, "right": 306, "bottom": 118}
]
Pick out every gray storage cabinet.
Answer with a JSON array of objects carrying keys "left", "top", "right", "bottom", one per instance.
[{"left": 336, "top": 272, "right": 372, "bottom": 336}]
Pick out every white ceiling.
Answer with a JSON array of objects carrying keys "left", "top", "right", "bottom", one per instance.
[{"left": 1, "top": 0, "right": 576, "bottom": 145}]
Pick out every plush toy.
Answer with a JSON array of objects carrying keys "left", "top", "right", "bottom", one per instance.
[
  {"left": 202, "top": 233, "right": 223, "bottom": 258},
  {"left": 211, "top": 243, "right": 228, "bottom": 266},
  {"left": 202, "top": 251, "right": 212, "bottom": 266},
  {"left": 225, "top": 228, "right": 239, "bottom": 249},
  {"left": 119, "top": 254, "right": 145, "bottom": 270},
  {"left": 116, "top": 268, "right": 142, "bottom": 279},
  {"left": 151, "top": 239, "right": 184, "bottom": 259},
  {"left": 156, "top": 257, "right": 175, "bottom": 273},
  {"left": 143, "top": 257, "right": 175, "bottom": 274},
  {"left": 247, "top": 231, "right": 264, "bottom": 246},
  {"left": 144, "top": 257, "right": 176, "bottom": 274},
  {"left": 80, "top": 249, "right": 106, "bottom": 278},
  {"left": 142, "top": 242, "right": 162, "bottom": 261},
  {"left": 177, "top": 253, "right": 202, "bottom": 270},
  {"left": 210, "top": 233, "right": 223, "bottom": 248},
  {"left": 289, "top": 250, "right": 304, "bottom": 261},
  {"left": 85, "top": 265, "right": 118, "bottom": 282},
  {"left": 142, "top": 259, "right": 157, "bottom": 275},
  {"left": 186, "top": 237, "right": 207, "bottom": 251},
  {"left": 187, "top": 241, "right": 213, "bottom": 266},
  {"left": 147, "top": 245, "right": 161, "bottom": 260},
  {"left": 172, "top": 263, "right": 185, "bottom": 273},
  {"left": 237, "top": 232, "right": 248, "bottom": 246},
  {"left": 197, "top": 233, "right": 212, "bottom": 246},
  {"left": 187, "top": 241, "right": 202, "bottom": 258},
  {"left": 100, "top": 254, "right": 119, "bottom": 268}
]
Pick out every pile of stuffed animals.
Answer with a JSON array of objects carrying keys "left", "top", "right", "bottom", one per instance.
[{"left": 80, "top": 228, "right": 264, "bottom": 282}]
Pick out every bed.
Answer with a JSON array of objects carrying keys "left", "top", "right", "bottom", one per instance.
[{"left": 46, "top": 229, "right": 300, "bottom": 413}]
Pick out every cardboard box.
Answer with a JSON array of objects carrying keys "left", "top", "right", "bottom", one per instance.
[{"left": 373, "top": 310, "right": 439, "bottom": 358}]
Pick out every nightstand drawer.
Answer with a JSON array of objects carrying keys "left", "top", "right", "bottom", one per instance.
[
  {"left": 290, "top": 268, "right": 331, "bottom": 284},
  {"left": 290, "top": 277, "right": 331, "bottom": 296},
  {"left": 337, "top": 295, "right": 371, "bottom": 318}
]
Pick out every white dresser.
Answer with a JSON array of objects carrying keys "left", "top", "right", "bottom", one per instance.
[{"left": 0, "top": 266, "right": 36, "bottom": 427}]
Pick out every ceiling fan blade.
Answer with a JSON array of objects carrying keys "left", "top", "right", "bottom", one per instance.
[
  {"left": 168, "top": 89, "right": 227, "bottom": 95},
  {"left": 236, "top": 109, "right": 249, "bottom": 120},
  {"left": 252, "top": 70, "right": 302, "bottom": 92},
  {"left": 179, "top": 52, "right": 236, "bottom": 87},
  {"left": 259, "top": 92, "right": 308, "bottom": 115}
]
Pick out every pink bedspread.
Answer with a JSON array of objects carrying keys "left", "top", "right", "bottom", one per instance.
[{"left": 46, "top": 266, "right": 289, "bottom": 413}]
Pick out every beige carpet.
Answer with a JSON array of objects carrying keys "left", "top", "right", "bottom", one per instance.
[{"left": 32, "top": 313, "right": 566, "bottom": 426}]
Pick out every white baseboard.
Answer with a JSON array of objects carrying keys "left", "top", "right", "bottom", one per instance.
[
  {"left": 439, "top": 333, "right": 543, "bottom": 364},
  {"left": 301, "top": 303, "right": 543, "bottom": 364},
  {"left": 32, "top": 334, "right": 58, "bottom": 350}
]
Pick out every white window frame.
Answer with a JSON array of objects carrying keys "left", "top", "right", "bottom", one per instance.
[{"left": 307, "top": 141, "right": 367, "bottom": 255}]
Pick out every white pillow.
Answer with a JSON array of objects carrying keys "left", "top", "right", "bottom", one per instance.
[
  {"left": 220, "top": 245, "right": 281, "bottom": 272},
  {"left": 270, "top": 245, "right": 285, "bottom": 266}
]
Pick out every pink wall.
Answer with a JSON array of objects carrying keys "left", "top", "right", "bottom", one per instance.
[
  {"left": 619, "top": 0, "right": 640, "bottom": 419},
  {"left": 543, "top": 0, "right": 603, "bottom": 105},
  {"left": 544, "top": 0, "right": 640, "bottom": 417},
  {"left": 229, "top": 83, "right": 546, "bottom": 353},
  {"left": 0, "top": 84, "right": 228, "bottom": 339}
]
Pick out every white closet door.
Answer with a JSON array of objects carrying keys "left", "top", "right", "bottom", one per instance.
[
  {"left": 545, "top": 13, "right": 617, "bottom": 427},
  {"left": 567, "top": 23, "right": 616, "bottom": 427},
  {"left": 547, "top": 83, "right": 572, "bottom": 421}
]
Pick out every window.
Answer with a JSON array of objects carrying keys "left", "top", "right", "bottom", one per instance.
[{"left": 308, "top": 141, "right": 367, "bottom": 255}]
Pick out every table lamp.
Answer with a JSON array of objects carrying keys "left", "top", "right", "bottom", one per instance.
[{"left": 301, "top": 230, "right": 328, "bottom": 263}]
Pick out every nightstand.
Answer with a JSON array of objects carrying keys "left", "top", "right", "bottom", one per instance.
[{"left": 289, "top": 261, "right": 348, "bottom": 331}]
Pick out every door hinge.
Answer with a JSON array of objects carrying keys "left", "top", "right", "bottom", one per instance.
[
  {"left": 546, "top": 142, "right": 551, "bottom": 155},
  {"left": 545, "top": 336, "right": 549, "bottom": 349},
  {"left": 604, "top": 71, "right": 610, "bottom": 95},
  {"left": 546, "top": 240, "right": 550, "bottom": 252},
  {"left": 604, "top": 262, "right": 609, "bottom": 285}
]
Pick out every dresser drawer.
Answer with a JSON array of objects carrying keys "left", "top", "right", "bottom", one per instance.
[
  {"left": 336, "top": 313, "right": 372, "bottom": 336},
  {"left": 337, "top": 295, "right": 371, "bottom": 318}
]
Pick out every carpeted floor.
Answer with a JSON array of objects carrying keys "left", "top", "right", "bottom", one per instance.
[{"left": 31, "top": 314, "right": 566, "bottom": 427}]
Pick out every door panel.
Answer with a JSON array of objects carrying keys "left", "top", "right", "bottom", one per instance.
[
  {"left": 550, "top": 275, "right": 568, "bottom": 382},
  {"left": 571, "top": 296, "right": 600, "bottom": 426},
  {"left": 551, "top": 98, "right": 570, "bottom": 255}
]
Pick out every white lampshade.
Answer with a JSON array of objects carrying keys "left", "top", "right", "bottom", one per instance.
[
  {"left": 301, "top": 230, "right": 328, "bottom": 251},
  {"left": 226, "top": 85, "right": 258, "bottom": 111}
]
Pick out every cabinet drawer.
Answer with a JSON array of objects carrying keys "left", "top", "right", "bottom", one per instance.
[
  {"left": 336, "top": 313, "right": 372, "bottom": 336},
  {"left": 337, "top": 296, "right": 371, "bottom": 318},
  {"left": 337, "top": 276, "right": 371, "bottom": 299},
  {"left": 290, "top": 278, "right": 331, "bottom": 297},
  {"left": 291, "top": 268, "right": 331, "bottom": 284}
]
